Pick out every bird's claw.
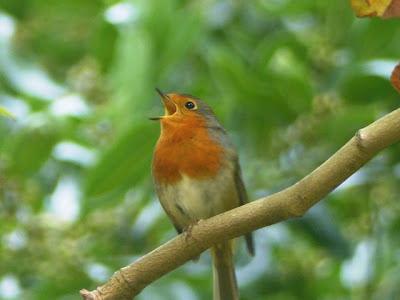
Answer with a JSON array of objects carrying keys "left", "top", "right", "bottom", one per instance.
[{"left": 183, "top": 219, "right": 204, "bottom": 242}]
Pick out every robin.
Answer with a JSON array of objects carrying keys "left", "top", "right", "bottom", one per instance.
[{"left": 151, "top": 89, "right": 254, "bottom": 300}]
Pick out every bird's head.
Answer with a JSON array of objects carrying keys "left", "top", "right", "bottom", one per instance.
[{"left": 151, "top": 89, "right": 219, "bottom": 129}]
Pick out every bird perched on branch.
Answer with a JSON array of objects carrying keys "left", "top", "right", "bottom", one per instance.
[{"left": 151, "top": 89, "right": 254, "bottom": 300}]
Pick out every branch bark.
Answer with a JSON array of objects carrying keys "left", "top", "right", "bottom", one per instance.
[{"left": 80, "top": 106, "right": 400, "bottom": 300}]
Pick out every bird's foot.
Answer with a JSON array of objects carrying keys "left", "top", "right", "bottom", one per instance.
[
  {"left": 183, "top": 219, "right": 204, "bottom": 242},
  {"left": 183, "top": 223, "right": 195, "bottom": 242},
  {"left": 183, "top": 220, "right": 204, "bottom": 261}
]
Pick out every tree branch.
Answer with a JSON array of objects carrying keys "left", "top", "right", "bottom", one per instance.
[{"left": 80, "top": 107, "right": 400, "bottom": 300}]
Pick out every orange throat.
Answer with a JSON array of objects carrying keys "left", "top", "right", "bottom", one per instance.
[{"left": 152, "top": 117, "right": 224, "bottom": 185}]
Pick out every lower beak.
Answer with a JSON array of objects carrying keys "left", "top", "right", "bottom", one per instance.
[{"left": 149, "top": 116, "right": 162, "bottom": 120}]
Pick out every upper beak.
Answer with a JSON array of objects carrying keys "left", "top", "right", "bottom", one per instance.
[{"left": 149, "top": 88, "right": 177, "bottom": 120}]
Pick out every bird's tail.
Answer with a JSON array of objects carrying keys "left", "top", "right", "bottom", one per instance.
[{"left": 211, "top": 240, "right": 238, "bottom": 300}]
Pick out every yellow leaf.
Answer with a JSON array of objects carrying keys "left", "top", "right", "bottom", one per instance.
[
  {"left": 351, "top": 0, "right": 392, "bottom": 17},
  {"left": 0, "top": 107, "right": 15, "bottom": 119}
]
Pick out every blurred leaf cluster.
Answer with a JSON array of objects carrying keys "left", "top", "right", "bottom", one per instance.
[
  {"left": 0, "top": 0, "right": 400, "bottom": 299},
  {"left": 0, "top": 107, "right": 14, "bottom": 119}
]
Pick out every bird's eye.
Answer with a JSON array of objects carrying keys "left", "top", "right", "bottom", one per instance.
[{"left": 184, "top": 101, "right": 196, "bottom": 110}]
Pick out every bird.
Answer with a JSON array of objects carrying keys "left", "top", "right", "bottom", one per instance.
[{"left": 151, "top": 89, "right": 254, "bottom": 300}]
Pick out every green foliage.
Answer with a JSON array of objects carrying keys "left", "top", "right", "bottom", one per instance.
[
  {"left": 0, "top": 0, "right": 400, "bottom": 299},
  {"left": 0, "top": 107, "right": 14, "bottom": 119}
]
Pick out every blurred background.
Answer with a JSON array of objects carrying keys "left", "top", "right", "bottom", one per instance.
[{"left": 0, "top": 0, "right": 400, "bottom": 299}]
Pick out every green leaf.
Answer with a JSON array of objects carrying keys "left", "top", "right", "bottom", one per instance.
[
  {"left": 83, "top": 123, "right": 158, "bottom": 211},
  {"left": 5, "top": 127, "right": 58, "bottom": 176}
]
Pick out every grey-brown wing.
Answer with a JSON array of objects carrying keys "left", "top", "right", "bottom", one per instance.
[{"left": 234, "top": 161, "right": 255, "bottom": 256}]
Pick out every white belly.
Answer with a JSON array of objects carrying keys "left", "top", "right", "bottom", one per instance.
[{"left": 157, "top": 167, "right": 239, "bottom": 230}]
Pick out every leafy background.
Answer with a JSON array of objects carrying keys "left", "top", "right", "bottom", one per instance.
[{"left": 1, "top": 0, "right": 400, "bottom": 299}]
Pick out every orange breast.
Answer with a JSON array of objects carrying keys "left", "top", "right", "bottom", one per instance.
[{"left": 152, "top": 116, "right": 224, "bottom": 184}]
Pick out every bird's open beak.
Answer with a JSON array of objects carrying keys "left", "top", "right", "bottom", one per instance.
[{"left": 149, "top": 88, "right": 177, "bottom": 120}]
